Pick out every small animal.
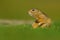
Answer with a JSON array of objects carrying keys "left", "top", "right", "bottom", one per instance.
[{"left": 28, "top": 8, "right": 51, "bottom": 29}]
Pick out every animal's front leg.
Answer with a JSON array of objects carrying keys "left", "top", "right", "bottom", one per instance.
[
  {"left": 32, "top": 20, "right": 42, "bottom": 29},
  {"left": 32, "top": 20, "right": 40, "bottom": 29},
  {"left": 32, "top": 22, "right": 39, "bottom": 29}
]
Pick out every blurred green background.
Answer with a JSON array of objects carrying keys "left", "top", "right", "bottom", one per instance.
[
  {"left": 0, "top": 0, "right": 60, "bottom": 40},
  {"left": 0, "top": 0, "right": 60, "bottom": 20}
]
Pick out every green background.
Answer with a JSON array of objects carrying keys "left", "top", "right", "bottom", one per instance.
[
  {"left": 0, "top": 0, "right": 60, "bottom": 20},
  {"left": 0, "top": 0, "right": 60, "bottom": 40}
]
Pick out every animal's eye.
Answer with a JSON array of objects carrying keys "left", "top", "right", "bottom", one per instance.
[{"left": 32, "top": 9, "right": 35, "bottom": 11}]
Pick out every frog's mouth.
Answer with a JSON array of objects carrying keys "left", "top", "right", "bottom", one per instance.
[{"left": 28, "top": 12, "right": 33, "bottom": 16}]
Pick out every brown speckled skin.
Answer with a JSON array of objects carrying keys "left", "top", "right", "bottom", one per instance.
[{"left": 28, "top": 8, "right": 51, "bottom": 28}]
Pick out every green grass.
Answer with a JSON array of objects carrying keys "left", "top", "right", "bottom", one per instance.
[
  {"left": 0, "top": 0, "right": 60, "bottom": 40},
  {"left": 0, "top": 21, "right": 60, "bottom": 40}
]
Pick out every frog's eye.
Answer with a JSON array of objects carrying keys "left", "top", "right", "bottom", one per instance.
[{"left": 32, "top": 9, "right": 35, "bottom": 11}]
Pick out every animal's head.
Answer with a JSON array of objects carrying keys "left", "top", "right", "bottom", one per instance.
[{"left": 28, "top": 8, "right": 40, "bottom": 16}]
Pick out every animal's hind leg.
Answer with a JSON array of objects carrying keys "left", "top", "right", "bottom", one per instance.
[{"left": 41, "top": 23, "right": 47, "bottom": 28}]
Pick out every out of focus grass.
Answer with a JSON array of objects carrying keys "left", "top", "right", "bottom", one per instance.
[
  {"left": 0, "top": 0, "right": 60, "bottom": 40},
  {"left": 0, "top": 21, "right": 60, "bottom": 40}
]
